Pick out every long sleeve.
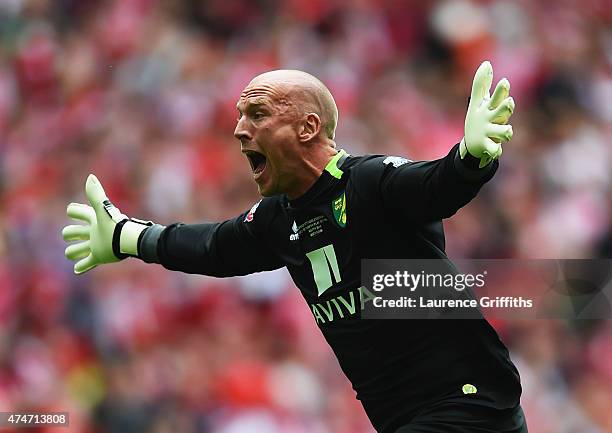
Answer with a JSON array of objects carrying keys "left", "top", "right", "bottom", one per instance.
[
  {"left": 351, "top": 143, "right": 498, "bottom": 225},
  {"left": 139, "top": 199, "right": 285, "bottom": 277}
]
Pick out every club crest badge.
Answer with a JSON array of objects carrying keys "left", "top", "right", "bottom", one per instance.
[{"left": 332, "top": 192, "right": 347, "bottom": 228}]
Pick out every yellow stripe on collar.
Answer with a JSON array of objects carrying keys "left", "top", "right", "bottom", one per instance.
[{"left": 324, "top": 149, "right": 347, "bottom": 179}]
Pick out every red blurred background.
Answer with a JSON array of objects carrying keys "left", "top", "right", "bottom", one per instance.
[{"left": 0, "top": 0, "right": 611, "bottom": 432}]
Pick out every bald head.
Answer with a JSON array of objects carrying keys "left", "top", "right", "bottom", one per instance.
[
  {"left": 245, "top": 70, "right": 338, "bottom": 140},
  {"left": 234, "top": 70, "right": 342, "bottom": 198}
]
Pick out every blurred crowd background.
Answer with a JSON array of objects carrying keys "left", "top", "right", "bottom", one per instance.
[{"left": 0, "top": 0, "right": 611, "bottom": 432}]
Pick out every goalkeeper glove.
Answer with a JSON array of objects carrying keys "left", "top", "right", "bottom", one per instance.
[
  {"left": 63, "top": 174, "right": 152, "bottom": 274},
  {"left": 460, "top": 60, "right": 515, "bottom": 168}
]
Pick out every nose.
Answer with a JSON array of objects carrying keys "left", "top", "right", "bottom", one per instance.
[{"left": 234, "top": 116, "right": 252, "bottom": 142}]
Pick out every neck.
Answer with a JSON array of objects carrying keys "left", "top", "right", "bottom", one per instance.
[{"left": 286, "top": 143, "right": 338, "bottom": 200}]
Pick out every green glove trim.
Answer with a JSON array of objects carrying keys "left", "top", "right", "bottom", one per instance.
[
  {"left": 112, "top": 218, "right": 152, "bottom": 259},
  {"left": 120, "top": 220, "right": 151, "bottom": 256}
]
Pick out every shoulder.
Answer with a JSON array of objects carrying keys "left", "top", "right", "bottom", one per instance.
[
  {"left": 340, "top": 154, "right": 405, "bottom": 210},
  {"left": 241, "top": 196, "right": 283, "bottom": 226},
  {"left": 229, "top": 195, "right": 285, "bottom": 241},
  {"left": 344, "top": 153, "right": 414, "bottom": 188},
  {"left": 345, "top": 153, "right": 413, "bottom": 173}
]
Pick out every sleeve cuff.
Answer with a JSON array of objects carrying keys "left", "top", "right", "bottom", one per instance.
[
  {"left": 453, "top": 147, "right": 498, "bottom": 182},
  {"left": 139, "top": 223, "right": 166, "bottom": 263}
]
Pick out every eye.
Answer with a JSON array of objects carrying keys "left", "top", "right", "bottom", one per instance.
[{"left": 253, "top": 111, "right": 265, "bottom": 120}]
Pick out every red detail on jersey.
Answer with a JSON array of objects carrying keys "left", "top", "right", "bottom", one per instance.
[{"left": 244, "top": 200, "right": 261, "bottom": 223}]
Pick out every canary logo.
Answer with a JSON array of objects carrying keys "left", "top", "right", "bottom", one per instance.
[{"left": 332, "top": 192, "right": 347, "bottom": 228}]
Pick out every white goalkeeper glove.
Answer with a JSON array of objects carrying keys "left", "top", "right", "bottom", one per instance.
[
  {"left": 62, "top": 174, "right": 152, "bottom": 274},
  {"left": 460, "top": 60, "right": 515, "bottom": 168}
]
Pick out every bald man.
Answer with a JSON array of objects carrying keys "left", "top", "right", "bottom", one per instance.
[
  {"left": 63, "top": 64, "right": 527, "bottom": 432},
  {"left": 235, "top": 69, "right": 340, "bottom": 198}
]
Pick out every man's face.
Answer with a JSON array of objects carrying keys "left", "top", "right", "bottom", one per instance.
[{"left": 234, "top": 82, "right": 301, "bottom": 197}]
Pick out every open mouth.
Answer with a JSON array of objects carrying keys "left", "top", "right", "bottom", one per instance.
[{"left": 245, "top": 150, "right": 267, "bottom": 176}]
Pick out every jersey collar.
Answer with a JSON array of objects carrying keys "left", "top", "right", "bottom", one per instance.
[
  {"left": 287, "top": 149, "right": 349, "bottom": 208},
  {"left": 324, "top": 149, "right": 348, "bottom": 179}
]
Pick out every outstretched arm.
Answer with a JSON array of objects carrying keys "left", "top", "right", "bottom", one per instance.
[
  {"left": 63, "top": 175, "right": 283, "bottom": 276},
  {"left": 140, "top": 206, "right": 284, "bottom": 276},
  {"left": 378, "top": 143, "right": 497, "bottom": 224},
  {"left": 354, "top": 61, "right": 515, "bottom": 224}
]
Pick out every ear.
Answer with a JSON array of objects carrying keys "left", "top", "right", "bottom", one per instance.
[{"left": 298, "top": 113, "right": 321, "bottom": 142}]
